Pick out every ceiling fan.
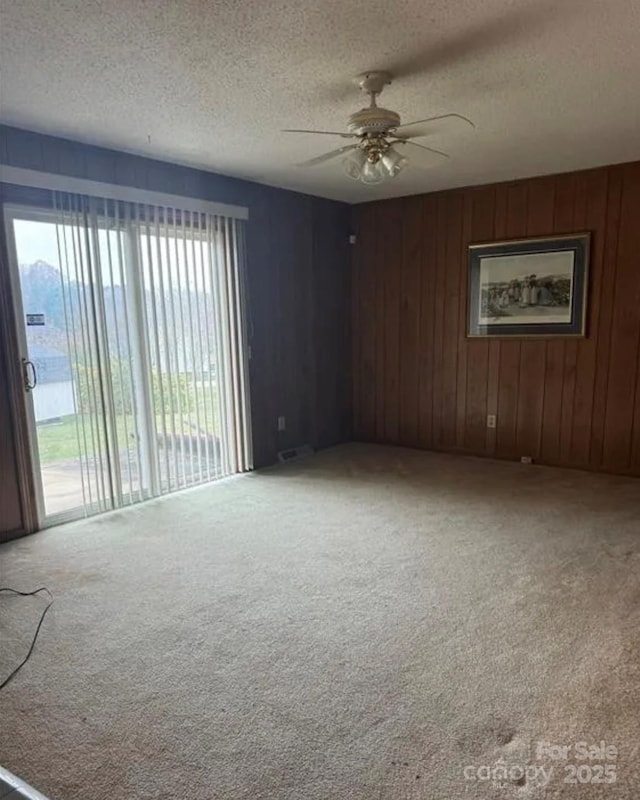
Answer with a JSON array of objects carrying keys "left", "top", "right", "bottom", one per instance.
[{"left": 283, "top": 71, "right": 475, "bottom": 185}]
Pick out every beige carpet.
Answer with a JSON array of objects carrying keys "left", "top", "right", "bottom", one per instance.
[{"left": 1, "top": 443, "right": 639, "bottom": 800}]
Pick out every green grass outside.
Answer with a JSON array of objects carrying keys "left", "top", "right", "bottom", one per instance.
[{"left": 37, "top": 399, "right": 220, "bottom": 465}]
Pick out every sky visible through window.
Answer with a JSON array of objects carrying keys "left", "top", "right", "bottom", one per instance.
[{"left": 13, "top": 218, "right": 213, "bottom": 292}]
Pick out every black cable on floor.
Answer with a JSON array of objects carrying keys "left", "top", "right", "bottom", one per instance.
[{"left": 0, "top": 587, "right": 54, "bottom": 690}]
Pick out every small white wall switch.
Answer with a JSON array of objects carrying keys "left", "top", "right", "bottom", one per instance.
[
  {"left": 277, "top": 415, "right": 286, "bottom": 432},
  {"left": 521, "top": 456, "right": 533, "bottom": 464},
  {"left": 349, "top": 234, "right": 356, "bottom": 244},
  {"left": 487, "top": 414, "right": 497, "bottom": 428}
]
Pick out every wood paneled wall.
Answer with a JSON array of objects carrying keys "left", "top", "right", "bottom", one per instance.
[
  {"left": 0, "top": 126, "right": 351, "bottom": 537},
  {"left": 352, "top": 161, "right": 640, "bottom": 476}
]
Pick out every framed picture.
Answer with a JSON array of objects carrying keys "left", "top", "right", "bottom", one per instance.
[{"left": 467, "top": 233, "right": 590, "bottom": 338}]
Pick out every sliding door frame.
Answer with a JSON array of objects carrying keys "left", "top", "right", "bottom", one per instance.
[
  {"left": 1, "top": 205, "right": 42, "bottom": 533},
  {"left": 4, "top": 205, "right": 65, "bottom": 529}
]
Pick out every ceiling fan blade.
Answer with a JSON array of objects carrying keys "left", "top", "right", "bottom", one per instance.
[
  {"left": 392, "top": 139, "right": 450, "bottom": 168},
  {"left": 283, "top": 129, "right": 356, "bottom": 138},
  {"left": 316, "top": 3, "right": 566, "bottom": 104},
  {"left": 379, "top": 2, "right": 558, "bottom": 81},
  {"left": 394, "top": 113, "right": 475, "bottom": 133},
  {"left": 296, "top": 144, "right": 359, "bottom": 168}
]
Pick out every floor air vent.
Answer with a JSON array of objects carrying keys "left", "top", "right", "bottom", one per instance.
[{"left": 277, "top": 445, "right": 314, "bottom": 464}]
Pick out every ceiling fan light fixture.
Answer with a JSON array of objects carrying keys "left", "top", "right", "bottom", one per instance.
[
  {"left": 344, "top": 147, "right": 405, "bottom": 184},
  {"left": 381, "top": 147, "right": 408, "bottom": 177},
  {"left": 343, "top": 148, "right": 367, "bottom": 180},
  {"left": 360, "top": 158, "right": 385, "bottom": 184}
]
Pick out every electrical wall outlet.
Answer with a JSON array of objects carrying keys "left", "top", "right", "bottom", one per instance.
[
  {"left": 277, "top": 415, "right": 286, "bottom": 432},
  {"left": 521, "top": 456, "right": 533, "bottom": 464},
  {"left": 487, "top": 414, "right": 497, "bottom": 428}
]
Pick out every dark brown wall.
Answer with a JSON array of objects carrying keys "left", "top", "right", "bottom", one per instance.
[
  {"left": 352, "top": 161, "right": 640, "bottom": 476},
  {"left": 0, "top": 126, "right": 351, "bottom": 536}
]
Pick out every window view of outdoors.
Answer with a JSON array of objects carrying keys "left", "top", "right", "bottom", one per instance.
[{"left": 13, "top": 216, "right": 225, "bottom": 519}]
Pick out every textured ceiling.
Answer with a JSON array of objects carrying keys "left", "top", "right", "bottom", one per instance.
[{"left": 1, "top": 0, "right": 640, "bottom": 203}]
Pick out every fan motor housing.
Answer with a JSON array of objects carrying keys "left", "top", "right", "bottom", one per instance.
[{"left": 348, "top": 106, "right": 400, "bottom": 135}]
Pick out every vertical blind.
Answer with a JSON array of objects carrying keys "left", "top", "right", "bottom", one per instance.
[{"left": 50, "top": 191, "right": 252, "bottom": 514}]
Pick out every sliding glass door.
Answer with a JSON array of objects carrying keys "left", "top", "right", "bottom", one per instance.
[{"left": 5, "top": 196, "right": 251, "bottom": 527}]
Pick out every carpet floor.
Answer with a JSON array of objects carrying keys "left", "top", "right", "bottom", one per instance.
[{"left": 1, "top": 443, "right": 639, "bottom": 799}]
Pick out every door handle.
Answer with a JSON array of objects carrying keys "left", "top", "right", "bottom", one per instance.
[{"left": 22, "top": 358, "right": 37, "bottom": 391}]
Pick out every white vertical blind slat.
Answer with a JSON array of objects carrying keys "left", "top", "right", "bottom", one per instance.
[
  {"left": 102, "top": 200, "right": 134, "bottom": 506},
  {"left": 53, "top": 196, "right": 90, "bottom": 511},
  {"left": 162, "top": 209, "right": 183, "bottom": 489},
  {"left": 172, "top": 214, "right": 190, "bottom": 487},
  {"left": 233, "top": 219, "right": 254, "bottom": 471},
  {"left": 190, "top": 210, "right": 206, "bottom": 483},
  {"left": 213, "top": 217, "right": 236, "bottom": 473},
  {"left": 72, "top": 197, "right": 106, "bottom": 509},
  {"left": 184, "top": 210, "right": 203, "bottom": 482}
]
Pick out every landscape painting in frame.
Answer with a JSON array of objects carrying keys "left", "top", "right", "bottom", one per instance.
[{"left": 467, "top": 233, "right": 590, "bottom": 338}]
